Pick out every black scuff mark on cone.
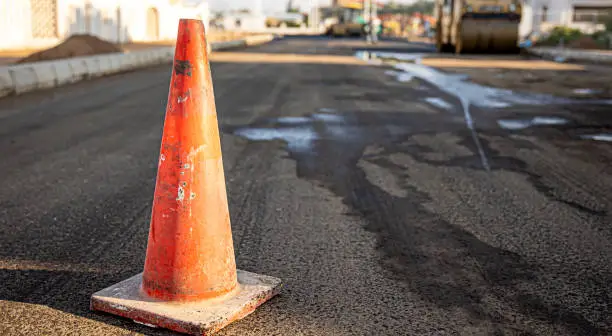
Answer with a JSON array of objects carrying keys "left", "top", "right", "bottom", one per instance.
[{"left": 174, "top": 60, "right": 193, "bottom": 76}]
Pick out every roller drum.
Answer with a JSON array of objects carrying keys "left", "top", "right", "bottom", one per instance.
[{"left": 457, "top": 19, "right": 519, "bottom": 53}]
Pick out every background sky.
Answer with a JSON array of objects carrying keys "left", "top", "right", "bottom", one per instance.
[{"left": 206, "top": 0, "right": 419, "bottom": 14}]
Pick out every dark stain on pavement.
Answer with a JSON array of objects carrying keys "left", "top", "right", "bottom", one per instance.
[
  {"left": 0, "top": 35, "right": 609, "bottom": 336},
  {"left": 405, "top": 134, "right": 608, "bottom": 218},
  {"left": 226, "top": 108, "right": 608, "bottom": 335}
]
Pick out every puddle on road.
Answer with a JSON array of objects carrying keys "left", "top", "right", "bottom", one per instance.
[
  {"left": 385, "top": 70, "right": 415, "bottom": 83},
  {"left": 359, "top": 50, "right": 513, "bottom": 171},
  {"left": 390, "top": 61, "right": 576, "bottom": 109},
  {"left": 312, "top": 112, "right": 344, "bottom": 122},
  {"left": 497, "top": 116, "right": 569, "bottom": 130},
  {"left": 358, "top": 50, "right": 612, "bottom": 154},
  {"left": 360, "top": 50, "right": 612, "bottom": 110},
  {"left": 276, "top": 116, "right": 312, "bottom": 125},
  {"left": 581, "top": 134, "right": 612, "bottom": 142},
  {"left": 356, "top": 51, "right": 425, "bottom": 63},
  {"left": 230, "top": 110, "right": 391, "bottom": 154},
  {"left": 356, "top": 50, "right": 612, "bottom": 170},
  {"left": 425, "top": 97, "right": 453, "bottom": 111},
  {"left": 574, "top": 88, "right": 602, "bottom": 96},
  {"left": 234, "top": 126, "right": 318, "bottom": 152},
  {"left": 227, "top": 108, "right": 417, "bottom": 157},
  {"left": 355, "top": 51, "right": 384, "bottom": 65}
]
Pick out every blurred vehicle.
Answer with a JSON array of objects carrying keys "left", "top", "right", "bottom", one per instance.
[
  {"left": 266, "top": 13, "right": 305, "bottom": 28},
  {"left": 320, "top": 0, "right": 381, "bottom": 37},
  {"left": 321, "top": 6, "right": 364, "bottom": 37},
  {"left": 383, "top": 18, "right": 401, "bottom": 36},
  {"left": 435, "top": 0, "right": 522, "bottom": 54}
]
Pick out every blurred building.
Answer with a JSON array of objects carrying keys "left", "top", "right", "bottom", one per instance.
[
  {"left": 0, "top": 0, "right": 210, "bottom": 50},
  {"left": 521, "top": 0, "right": 612, "bottom": 37},
  {"left": 221, "top": 13, "right": 267, "bottom": 31}
]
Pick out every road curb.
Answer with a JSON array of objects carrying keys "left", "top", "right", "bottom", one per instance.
[
  {"left": 0, "top": 34, "right": 276, "bottom": 98},
  {"left": 527, "top": 46, "right": 612, "bottom": 64}
]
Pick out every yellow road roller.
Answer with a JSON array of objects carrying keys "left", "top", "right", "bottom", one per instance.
[{"left": 435, "top": 0, "right": 522, "bottom": 54}]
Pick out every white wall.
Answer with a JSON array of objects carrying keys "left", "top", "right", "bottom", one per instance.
[
  {"left": 57, "top": 0, "right": 122, "bottom": 41},
  {"left": 222, "top": 15, "right": 267, "bottom": 31},
  {"left": 0, "top": 1, "right": 34, "bottom": 49},
  {"left": 0, "top": 0, "right": 210, "bottom": 50},
  {"left": 523, "top": 0, "right": 612, "bottom": 35},
  {"left": 571, "top": 0, "right": 612, "bottom": 6}
]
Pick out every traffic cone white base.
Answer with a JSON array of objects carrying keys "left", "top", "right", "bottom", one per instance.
[{"left": 91, "top": 270, "right": 282, "bottom": 336}]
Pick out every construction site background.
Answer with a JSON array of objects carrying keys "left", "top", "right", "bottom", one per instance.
[{"left": 378, "top": 12, "right": 435, "bottom": 41}]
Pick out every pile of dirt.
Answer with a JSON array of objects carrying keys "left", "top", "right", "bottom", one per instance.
[{"left": 17, "top": 34, "right": 123, "bottom": 64}]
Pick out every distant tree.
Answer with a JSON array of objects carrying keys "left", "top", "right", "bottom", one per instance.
[{"left": 604, "top": 10, "right": 612, "bottom": 32}]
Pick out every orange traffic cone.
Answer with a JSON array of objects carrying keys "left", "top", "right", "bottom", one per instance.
[{"left": 91, "top": 19, "right": 282, "bottom": 335}]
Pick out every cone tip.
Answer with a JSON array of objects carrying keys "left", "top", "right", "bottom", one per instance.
[{"left": 179, "top": 18, "right": 203, "bottom": 25}]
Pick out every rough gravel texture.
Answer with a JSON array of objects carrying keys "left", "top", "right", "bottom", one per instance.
[{"left": 0, "top": 36, "right": 610, "bottom": 336}]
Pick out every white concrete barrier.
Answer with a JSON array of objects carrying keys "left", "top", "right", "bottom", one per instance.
[
  {"left": 128, "top": 53, "right": 142, "bottom": 68},
  {"left": 141, "top": 51, "right": 153, "bottom": 65},
  {"left": 244, "top": 35, "right": 276, "bottom": 46},
  {"left": 236, "top": 27, "right": 323, "bottom": 36},
  {"left": 153, "top": 49, "right": 169, "bottom": 63},
  {"left": 108, "top": 55, "right": 121, "bottom": 73},
  {"left": 31, "top": 62, "right": 57, "bottom": 89},
  {"left": 84, "top": 58, "right": 101, "bottom": 77},
  {"left": 53, "top": 60, "right": 74, "bottom": 85},
  {"left": 9, "top": 65, "right": 38, "bottom": 94},
  {"left": 137, "top": 52, "right": 149, "bottom": 66},
  {"left": 98, "top": 56, "right": 114, "bottom": 75},
  {"left": 210, "top": 40, "right": 246, "bottom": 51},
  {"left": 68, "top": 58, "right": 89, "bottom": 80},
  {"left": 0, "top": 67, "right": 13, "bottom": 96},
  {"left": 0, "top": 34, "right": 275, "bottom": 98}
]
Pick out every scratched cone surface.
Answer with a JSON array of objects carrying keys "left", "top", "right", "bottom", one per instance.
[
  {"left": 142, "top": 19, "right": 237, "bottom": 302},
  {"left": 91, "top": 20, "right": 281, "bottom": 336}
]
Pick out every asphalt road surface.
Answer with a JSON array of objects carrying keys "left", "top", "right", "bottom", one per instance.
[{"left": 0, "top": 37, "right": 610, "bottom": 336}]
